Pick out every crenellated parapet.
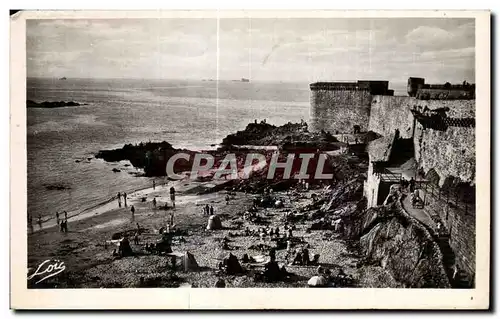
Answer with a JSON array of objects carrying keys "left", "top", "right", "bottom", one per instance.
[{"left": 407, "top": 77, "right": 475, "bottom": 100}]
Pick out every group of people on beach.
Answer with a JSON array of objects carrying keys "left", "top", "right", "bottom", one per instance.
[
  {"left": 202, "top": 204, "right": 215, "bottom": 216},
  {"left": 56, "top": 211, "right": 69, "bottom": 232},
  {"left": 28, "top": 210, "right": 69, "bottom": 233},
  {"left": 116, "top": 183, "right": 176, "bottom": 209},
  {"left": 116, "top": 192, "right": 128, "bottom": 208}
]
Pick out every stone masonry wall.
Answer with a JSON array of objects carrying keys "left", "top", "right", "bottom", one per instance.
[
  {"left": 413, "top": 123, "right": 475, "bottom": 186},
  {"left": 310, "top": 89, "right": 372, "bottom": 134},
  {"left": 425, "top": 193, "right": 476, "bottom": 279},
  {"left": 412, "top": 100, "right": 475, "bottom": 185},
  {"left": 411, "top": 99, "right": 476, "bottom": 280},
  {"left": 368, "top": 96, "right": 415, "bottom": 138},
  {"left": 367, "top": 96, "right": 475, "bottom": 185},
  {"left": 365, "top": 95, "right": 476, "bottom": 281}
]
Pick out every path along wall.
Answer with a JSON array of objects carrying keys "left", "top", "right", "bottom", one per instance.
[
  {"left": 365, "top": 97, "right": 476, "bottom": 279},
  {"left": 412, "top": 100, "right": 476, "bottom": 281},
  {"left": 310, "top": 87, "right": 372, "bottom": 134}
]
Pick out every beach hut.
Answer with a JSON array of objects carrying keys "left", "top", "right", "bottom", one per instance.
[{"left": 206, "top": 215, "right": 222, "bottom": 230}]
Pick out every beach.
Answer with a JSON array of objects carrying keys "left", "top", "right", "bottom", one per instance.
[{"left": 27, "top": 179, "right": 370, "bottom": 288}]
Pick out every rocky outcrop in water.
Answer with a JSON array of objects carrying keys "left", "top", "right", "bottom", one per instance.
[
  {"left": 27, "top": 100, "right": 84, "bottom": 108},
  {"left": 95, "top": 141, "right": 197, "bottom": 177},
  {"left": 220, "top": 121, "right": 340, "bottom": 150}
]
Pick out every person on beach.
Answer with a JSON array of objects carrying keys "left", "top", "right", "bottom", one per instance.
[
  {"left": 56, "top": 212, "right": 60, "bottom": 225},
  {"left": 133, "top": 232, "right": 139, "bottom": 245},
  {"left": 117, "top": 192, "right": 122, "bottom": 208},
  {"left": 37, "top": 215, "right": 42, "bottom": 229},
  {"left": 152, "top": 198, "right": 157, "bottom": 208},
  {"left": 209, "top": 205, "right": 214, "bottom": 216},
  {"left": 153, "top": 180, "right": 156, "bottom": 190},
  {"left": 170, "top": 186, "right": 176, "bottom": 208},
  {"left": 136, "top": 222, "right": 141, "bottom": 234},
  {"left": 64, "top": 210, "right": 68, "bottom": 221},
  {"left": 123, "top": 192, "right": 127, "bottom": 207},
  {"left": 130, "top": 205, "right": 135, "bottom": 217},
  {"left": 170, "top": 213, "right": 174, "bottom": 226},
  {"left": 204, "top": 204, "right": 210, "bottom": 216}
]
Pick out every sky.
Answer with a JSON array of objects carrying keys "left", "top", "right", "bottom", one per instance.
[{"left": 26, "top": 18, "right": 475, "bottom": 84}]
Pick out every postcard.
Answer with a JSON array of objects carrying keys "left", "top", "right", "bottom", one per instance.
[{"left": 10, "top": 9, "right": 490, "bottom": 309}]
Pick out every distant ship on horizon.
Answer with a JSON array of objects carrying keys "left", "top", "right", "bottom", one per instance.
[
  {"left": 59, "top": 76, "right": 67, "bottom": 80},
  {"left": 241, "top": 78, "right": 250, "bottom": 82}
]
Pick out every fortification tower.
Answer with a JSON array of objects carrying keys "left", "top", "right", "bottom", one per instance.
[
  {"left": 309, "top": 80, "right": 390, "bottom": 134},
  {"left": 407, "top": 77, "right": 425, "bottom": 97}
]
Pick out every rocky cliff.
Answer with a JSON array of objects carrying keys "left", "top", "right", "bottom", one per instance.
[{"left": 332, "top": 185, "right": 451, "bottom": 288}]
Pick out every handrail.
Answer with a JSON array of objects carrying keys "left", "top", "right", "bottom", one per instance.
[{"left": 414, "top": 180, "right": 474, "bottom": 215}]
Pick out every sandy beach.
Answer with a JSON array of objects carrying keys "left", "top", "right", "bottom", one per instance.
[{"left": 27, "top": 177, "right": 371, "bottom": 288}]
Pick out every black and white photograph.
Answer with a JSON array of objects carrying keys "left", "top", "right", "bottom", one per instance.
[{"left": 10, "top": 10, "right": 490, "bottom": 309}]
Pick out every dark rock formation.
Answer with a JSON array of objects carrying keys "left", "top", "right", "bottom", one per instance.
[
  {"left": 27, "top": 100, "right": 84, "bottom": 108},
  {"left": 44, "top": 183, "right": 71, "bottom": 191},
  {"left": 220, "top": 121, "right": 343, "bottom": 153},
  {"left": 96, "top": 141, "right": 197, "bottom": 177}
]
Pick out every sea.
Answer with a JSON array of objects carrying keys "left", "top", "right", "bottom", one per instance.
[
  {"left": 27, "top": 78, "right": 408, "bottom": 220},
  {"left": 27, "top": 78, "right": 313, "bottom": 219}
]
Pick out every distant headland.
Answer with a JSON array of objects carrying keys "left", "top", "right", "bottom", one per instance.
[{"left": 26, "top": 100, "right": 86, "bottom": 108}]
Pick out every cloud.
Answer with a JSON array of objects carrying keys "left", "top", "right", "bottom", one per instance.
[{"left": 26, "top": 18, "right": 475, "bottom": 83}]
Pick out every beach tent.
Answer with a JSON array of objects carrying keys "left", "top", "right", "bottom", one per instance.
[
  {"left": 224, "top": 253, "right": 243, "bottom": 275},
  {"left": 206, "top": 215, "right": 222, "bottom": 230},
  {"left": 307, "top": 275, "right": 328, "bottom": 287},
  {"left": 181, "top": 251, "right": 199, "bottom": 272}
]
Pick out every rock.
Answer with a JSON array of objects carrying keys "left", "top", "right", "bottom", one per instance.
[
  {"left": 215, "top": 279, "right": 226, "bottom": 288},
  {"left": 112, "top": 168, "right": 121, "bottom": 173},
  {"left": 27, "top": 100, "right": 82, "bottom": 108},
  {"left": 95, "top": 141, "right": 195, "bottom": 177},
  {"left": 44, "top": 183, "right": 71, "bottom": 191}
]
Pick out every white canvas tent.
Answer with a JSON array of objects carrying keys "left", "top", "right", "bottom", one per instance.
[{"left": 206, "top": 215, "right": 222, "bottom": 230}]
